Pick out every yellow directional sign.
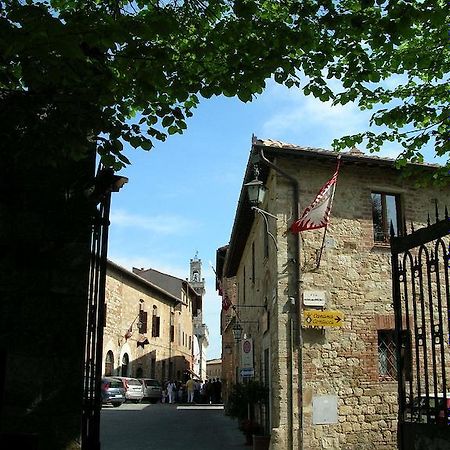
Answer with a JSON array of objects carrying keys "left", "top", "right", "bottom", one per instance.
[{"left": 303, "top": 310, "right": 344, "bottom": 328}]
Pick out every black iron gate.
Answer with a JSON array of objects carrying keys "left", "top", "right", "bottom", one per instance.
[
  {"left": 391, "top": 210, "right": 450, "bottom": 449},
  {"left": 81, "top": 168, "right": 127, "bottom": 450}
]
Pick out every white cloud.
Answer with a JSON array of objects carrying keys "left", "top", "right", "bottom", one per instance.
[
  {"left": 110, "top": 209, "right": 199, "bottom": 235},
  {"left": 261, "top": 94, "right": 370, "bottom": 147}
]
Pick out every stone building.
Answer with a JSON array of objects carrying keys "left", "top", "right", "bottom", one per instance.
[
  {"left": 103, "top": 257, "right": 205, "bottom": 383},
  {"left": 217, "top": 137, "right": 450, "bottom": 450},
  {"left": 206, "top": 358, "right": 223, "bottom": 380}
]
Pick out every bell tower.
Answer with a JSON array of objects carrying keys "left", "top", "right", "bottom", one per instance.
[{"left": 190, "top": 251, "right": 205, "bottom": 296}]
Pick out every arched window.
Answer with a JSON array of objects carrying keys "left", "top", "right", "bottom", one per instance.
[
  {"left": 121, "top": 353, "right": 129, "bottom": 376},
  {"left": 105, "top": 350, "right": 114, "bottom": 376}
]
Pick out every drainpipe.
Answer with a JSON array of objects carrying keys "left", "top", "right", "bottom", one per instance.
[{"left": 258, "top": 147, "right": 303, "bottom": 450}]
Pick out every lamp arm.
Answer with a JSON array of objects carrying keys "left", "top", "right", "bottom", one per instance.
[{"left": 252, "top": 207, "right": 278, "bottom": 252}]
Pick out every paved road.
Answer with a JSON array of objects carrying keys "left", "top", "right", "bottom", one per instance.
[{"left": 100, "top": 403, "right": 249, "bottom": 450}]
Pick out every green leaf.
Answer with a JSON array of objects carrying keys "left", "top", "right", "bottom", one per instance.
[{"left": 141, "top": 140, "right": 153, "bottom": 151}]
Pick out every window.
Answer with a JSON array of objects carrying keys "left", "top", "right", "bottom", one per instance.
[
  {"left": 264, "top": 224, "right": 269, "bottom": 259},
  {"left": 251, "top": 242, "right": 255, "bottom": 285},
  {"left": 243, "top": 266, "right": 246, "bottom": 303},
  {"left": 371, "top": 192, "right": 402, "bottom": 242},
  {"left": 378, "top": 330, "right": 397, "bottom": 380},
  {"left": 170, "top": 313, "right": 174, "bottom": 342},
  {"left": 152, "top": 306, "right": 160, "bottom": 337},
  {"left": 138, "top": 309, "right": 148, "bottom": 334}
]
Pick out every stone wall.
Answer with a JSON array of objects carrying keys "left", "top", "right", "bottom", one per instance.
[
  {"left": 104, "top": 264, "right": 194, "bottom": 383},
  {"left": 279, "top": 157, "right": 450, "bottom": 450},
  {"left": 226, "top": 153, "right": 450, "bottom": 450}
]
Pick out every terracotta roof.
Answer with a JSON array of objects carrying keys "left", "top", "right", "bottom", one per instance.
[{"left": 255, "top": 137, "right": 440, "bottom": 168}]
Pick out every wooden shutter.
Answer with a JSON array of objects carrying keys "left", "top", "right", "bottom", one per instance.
[
  {"left": 155, "top": 316, "right": 160, "bottom": 337},
  {"left": 139, "top": 310, "right": 147, "bottom": 333},
  {"left": 152, "top": 315, "right": 160, "bottom": 337}
]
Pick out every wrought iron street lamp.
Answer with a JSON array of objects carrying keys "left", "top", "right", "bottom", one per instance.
[
  {"left": 232, "top": 322, "right": 243, "bottom": 343},
  {"left": 244, "top": 178, "right": 267, "bottom": 207}
]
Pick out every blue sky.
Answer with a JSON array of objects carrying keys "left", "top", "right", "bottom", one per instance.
[{"left": 107, "top": 79, "right": 442, "bottom": 360}]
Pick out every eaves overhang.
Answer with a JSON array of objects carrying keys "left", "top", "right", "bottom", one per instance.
[
  {"left": 223, "top": 137, "right": 442, "bottom": 278},
  {"left": 107, "top": 260, "right": 181, "bottom": 306}
]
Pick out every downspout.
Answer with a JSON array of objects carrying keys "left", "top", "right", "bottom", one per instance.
[{"left": 258, "top": 147, "right": 303, "bottom": 450}]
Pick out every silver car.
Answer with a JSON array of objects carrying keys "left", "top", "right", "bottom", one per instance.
[
  {"left": 101, "top": 377, "right": 126, "bottom": 407},
  {"left": 113, "top": 377, "right": 144, "bottom": 403},
  {"left": 139, "top": 378, "right": 162, "bottom": 403}
]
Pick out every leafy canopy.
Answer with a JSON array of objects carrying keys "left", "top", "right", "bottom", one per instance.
[{"left": 1, "top": 0, "right": 448, "bottom": 175}]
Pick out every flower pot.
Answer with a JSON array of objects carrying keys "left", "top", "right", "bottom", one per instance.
[{"left": 252, "top": 434, "right": 270, "bottom": 450}]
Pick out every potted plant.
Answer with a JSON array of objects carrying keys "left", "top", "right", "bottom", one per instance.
[
  {"left": 225, "top": 381, "right": 269, "bottom": 446},
  {"left": 239, "top": 418, "right": 262, "bottom": 445}
]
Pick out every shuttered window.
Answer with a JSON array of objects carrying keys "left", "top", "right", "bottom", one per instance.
[
  {"left": 138, "top": 310, "right": 148, "bottom": 334},
  {"left": 152, "top": 315, "right": 160, "bottom": 337}
]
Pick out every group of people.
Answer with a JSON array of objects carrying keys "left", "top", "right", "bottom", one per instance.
[{"left": 162, "top": 377, "right": 222, "bottom": 404}]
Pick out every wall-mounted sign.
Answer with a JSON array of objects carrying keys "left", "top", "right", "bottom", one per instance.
[
  {"left": 240, "top": 368, "right": 255, "bottom": 377},
  {"left": 303, "top": 310, "right": 344, "bottom": 327},
  {"left": 241, "top": 338, "right": 254, "bottom": 369},
  {"left": 312, "top": 395, "right": 338, "bottom": 424},
  {"left": 303, "top": 290, "right": 326, "bottom": 307}
]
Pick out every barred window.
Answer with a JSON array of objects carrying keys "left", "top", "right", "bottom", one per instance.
[{"left": 378, "top": 330, "right": 397, "bottom": 380}]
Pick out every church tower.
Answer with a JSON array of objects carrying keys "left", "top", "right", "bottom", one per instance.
[{"left": 190, "top": 251, "right": 205, "bottom": 296}]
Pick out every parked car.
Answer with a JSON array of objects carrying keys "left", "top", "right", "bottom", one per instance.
[
  {"left": 139, "top": 378, "right": 162, "bottom": 403},
  {"left": 410, "top": 393, "right": 450, "bottom": 424},
  {"left": 113, "top": 377, "right": 144, "bottom": 403},
  {"left": 101, "top": 377, "right": 126, "bottom": 407}
]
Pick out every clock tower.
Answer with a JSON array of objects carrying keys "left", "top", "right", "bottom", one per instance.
[{"left": 190, "top": 251, "right": 205, "bottom": 296}]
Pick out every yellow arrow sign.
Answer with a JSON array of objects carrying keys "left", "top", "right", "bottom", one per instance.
[{"left": 303, "top": 310, "right": 344, "bottom": 327}]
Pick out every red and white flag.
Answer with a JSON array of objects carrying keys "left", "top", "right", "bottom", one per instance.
[
  {"left": 290, "top": 158, "right": 341, "bottom": 233},
  {"left": 222, "top": 294, "right": 232, "bottom": 311}
]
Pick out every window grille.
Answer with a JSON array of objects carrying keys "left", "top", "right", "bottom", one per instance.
[{"left": 378, "top": 330, "right": 397, "bottom": 380}]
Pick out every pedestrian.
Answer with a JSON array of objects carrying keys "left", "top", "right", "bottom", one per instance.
[
  {"left": 212, "top": 378, "right": 221, "bottom": 403},
  {"left": 167, "top": 380, "right": 176, "bottom": 404},
  {"left": 177, "top": 382, "right": 184, "bottom": 403},
  {"left": 186, "top": 377, "right": 195, "bottom": 403},
  {"left": 200, "top": 380, "right": 207, "bottom": 403},
  {"left": 206, "top": 379, "right": 214, "bottom": 404},
  {"left": 194, "top": 379, "right": 201, "bottom": 403}
]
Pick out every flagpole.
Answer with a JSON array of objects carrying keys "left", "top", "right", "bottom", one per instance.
[
  {"left": 315, "top": 155, "right": 341, "bottom": 269},
  {"left": 315, "top": 225, "right": 328, "bottom": 269}
]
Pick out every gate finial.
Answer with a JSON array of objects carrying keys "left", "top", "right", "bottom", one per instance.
[
  {"left": 390, "top": 220, "right": 395, "bottom": 238},
  {"left": 435, "top": 199, "right": 439, "bottom": 222},
  {"left": 445, "top": 205, "right": 448, "bottom": 219},
  {"left": 410, "top": 221, "right": 415, "bottom": 233},
  {"left": 427, "top": 213, "right": 431, "bottom": 227}
]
